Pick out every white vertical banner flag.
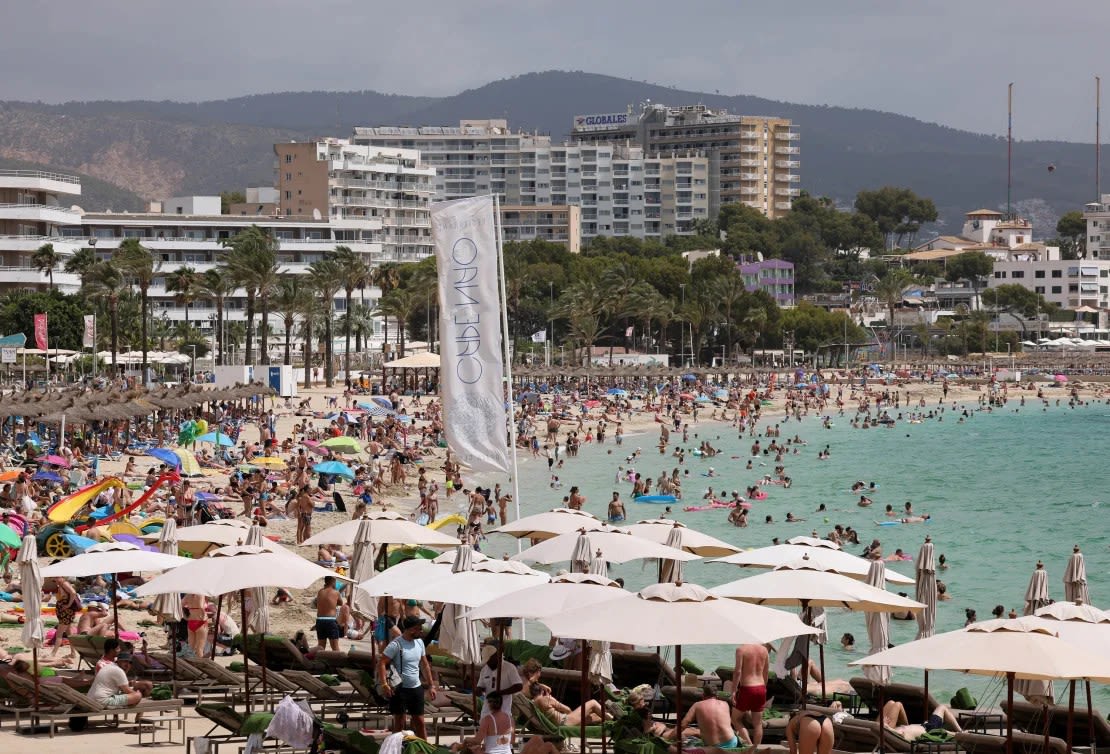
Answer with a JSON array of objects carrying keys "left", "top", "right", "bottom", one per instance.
[
  {"left": 82, "top": 315, "right": 96, "bottom": 348},
  {"left": 431, "top": 196, "right": 510, "bottom": 473}
]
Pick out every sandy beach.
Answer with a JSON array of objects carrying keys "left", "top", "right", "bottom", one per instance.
[{"left": 0, "top": 367, "right": 1100, "bottom": 751}]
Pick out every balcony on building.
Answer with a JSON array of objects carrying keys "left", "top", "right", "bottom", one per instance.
[
  {"left": 774, "top": 160, "right": 800, "bottom": 169},
  {"left": 776, "top": 131, "right": 800, "bottom": 141},
  {"left": 775, "top": 188, "right": 801, "bottom": 197}
]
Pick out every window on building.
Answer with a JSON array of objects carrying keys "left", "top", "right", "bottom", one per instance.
[
  {"left": 1011, "top": 270, "right": 1024, "bottom": 278},
  {"left": 1051, "top": 285, "right": 1062, "bottom": 294},
  {"left": 1052, "top": 270, "right": 1062, "bottom": 278},
  {"left": 1035, "top": 286, "right": 1045, "bottom": 294},
  {"left": 1035, "top": 270, "right": 1045, "bottom": 278},
  {"left": 285, "top": 172, "right": 291, "bottom": 181},
  {"left": 994, "top": 271, "right": 1005, "bottom": 278},
  {"left": 285, "top": 154, "right": 292, "bottom": 163},
  {"left": 284, "top": 191, "right": 292, "bottom": 200}
]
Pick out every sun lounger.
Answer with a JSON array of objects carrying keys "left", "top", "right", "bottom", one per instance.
[
  {"left": 1003, "top": 699, "right": 1110, "bottom": 747},
  {"left": 68, "top": 634, "right": 106, "bottom": 670},
  {"left": 282, "top": 669, "right": 362, "bottom": 707},
  {"left": 849, "top": 677, "right": 942, "bottom": 721},
  {"left": 6, "top": 672, "right": 183, "bottom": 738},
  {"left": 833, "top": 717, "right": 958, "bottom": 754},
  {"left": 243, "top": 634, "right": 326, "bottom": 672},
  {"left": 192, "top": 703, "right": 282, "bottom": 754},
  {"left": 955, "top": 731, "right": 1069, "bottom": 754}
]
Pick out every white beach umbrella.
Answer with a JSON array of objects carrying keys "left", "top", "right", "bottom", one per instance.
[
  {"left": 542, "top": 581, "right": 819, "bottom": 649},
  {"left": 302, "top": 510, "right": 461, "bottom": 548},
  {"left": 658, "top": 525, "right": 685, "bottom": 584},
  {"left": 712, "top": 543, "right": 914, "bottom": 585},
  {"left": 40, "top": 540, "right": 189, "bottom": 578},
  {"left": 863, "top": 558, "right": 892, "bottom": 684},
  {"left": 915, "top": 537, "right": 937, "bottom": 639},
  {"left": 346, "top": 517, "right": 379, "bottom": 621},
  {"left": 1035, "top": 602, "right": 1109, "bottom": 623},
  {"left": 151, "top": 519, "right": 184, "bottom": 623},
  {"left": 133, "top": 544, "right": 344, "bottom": 597},
  {"left": 623, "top": 519, "right": 740, "bottom": 557},
  {"left": 465, "top": 573, "right": 624, "bottom": 621},
  {"left": 355, "top": 550, "right": 490, "bottom": 599},
  {"left": 393, "top": 559, "right": 549, "bottom": 607},
  {"left": 437, "top": 546, "right": 483, "bottom": 665},
  {"left": 853, "top": 618, "right": 1110, "bottom": 754},
  {"left": 243, "top": 525, "right": 270, "bottom": 635},
  {"left": 1024, "top": 560, "right": 1051, "bottom": 615},
  {"left": 786, "top": 535, "right": 841, "bottom": 550},
  {"left": 514, "top": 527, "right": 700, "bottom": 566},
  {"left": 492, "top": 508, "right": 604, "bottom": 540},
  {"left": 167, "top": 520, "right": 281, "bottom": 557},
  {"left": 1063, "top": 545, "right": 1091, "bottom": 605},
  {"left": 17, "top": 535, "right": 44, "bottom": 709},
  {"left": 710, "top": 560, "right": 925, "bottom": 613}
]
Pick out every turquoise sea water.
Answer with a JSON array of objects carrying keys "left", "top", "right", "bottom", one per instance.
[{"left": 476, "top": 397, "right": 1110, "bottom": 705}]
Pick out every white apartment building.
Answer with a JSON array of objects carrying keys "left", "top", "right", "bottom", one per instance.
[
  {"left": 274, "top": 139, "right": 436, "bottom": 263},
  {"left": 353, "top": 122, "right": 708, "bottom": 242},
  {"left": 0, "top": 168, "right": 83, "bottom": 288},
  {"left": 989, "top": 258, "right": 1110, "bottom": 311}
]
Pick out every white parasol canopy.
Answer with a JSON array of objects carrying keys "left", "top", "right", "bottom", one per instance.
[
  {"left": 710, "top": 559, "right": 925, "bottom": 613},
  {"left": 542, "top": 581, "right": 820, "bottom": 647},
  {"left": 302, "top": 510, "right": 461, "bottom": 548},
  {"left": 437, "top": 545, "right": 483, "bottom": 664},
  {"left": 915, "top": 537, "right": 937, "bottom": 639},
  {"left": 164, "top": 520, "right": 284, "bottom": 557},
  {"left": 492, "top": 508, "right": 605, "bottom": 540},
  {"left": 622, "top": 520, "right": 740, "bottom": 557},
  {"left": 354, "top": 550, "right": 490, "bottom": 598},
  {"left": 1063, "top": 546, "right": 1091, "bottom": 605},
  {"left": 151, "top": 519, "right": 184, "bottom": 622},
  {"left": 785, "top": 536, "right": 840, "bottom": 550},
  {"left": 514, "top": 527, "right": 700, "bottom": 566},
  {"left": 383, "top": 558, "right": 549, "bottom": 607},
  {"left": 465, "top": 573, "right": 625, "bottom": 621},
  {"left": 712, "top": 543, "right": 914, "bottom": 585},
  {"left": 853, "top": 617, "right": 1110, "bottom": 681},
  {"left": 41, "top": 541, "right": 189, "bottom": 578},
  {"left": 133, "top": 545, "right": 345, "bottom": 597},
  {"left": 17, "top": 535, "right": 44, "bottom": 651},
  {"left": 863, "top": 558, "right": 892, "bottom": 684},
  {"left": 346, "top": 517, "right": 379, "bottom": 621}
]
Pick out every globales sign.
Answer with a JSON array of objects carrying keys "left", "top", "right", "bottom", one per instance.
[{"left": 573, "top": 112, "right": 631, "bottom": 131}]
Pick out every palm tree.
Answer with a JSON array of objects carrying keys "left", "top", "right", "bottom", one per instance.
[
  {"left": 80, "top": 261, "right": 123, "bottom": 370},
  {"left": 224, "top": 225, "right": 280, "bottom": 365},
  {"left": 274, "top": 275, "right": 310, "bottom": 367},
  {"left": 32, "top": 243, "right": 60, "bottom": 290},
  {"left": 342, "top": 302, "right": 377, "bottom": 353},
  {"left": 873, "top": 269, "right": 914, "bottom": 358},
  {"left": 64, "top": 246, "right": 98, "bottom": 278},
  {"left": 112, "top": 238, "right": 159, "bottom": 375},
  {"left": 298, "top": 288, "right": 322, "bottom": 390},
  {"left": 200, "top": 267, "right": 233, "bottom": 366},
  {"left": 713, "top": 272, "right": 749, "bottom": 365},
  {"left": 679, "top": 293, "right": 718, "bottom": 366},
  {"left": 553, "top": 280, "right": 607, "bottom": 365},
  {"left": 376, "top": 288, "right": 421, "bottom": 358},
  {"left": 372, "top": 261, "right": 402, "bottom": 353},
  {"left": 329, "top": 245, "right": 370, "bottom": 381},
  {"left": 308, "top": 258, "right": 343, "bottom": 386},
  {"left": 600, "top": 262, "right": 642, "bottom": 362},
  {"left": 165, "top": 265, "right": 200, "bottom": 327}
]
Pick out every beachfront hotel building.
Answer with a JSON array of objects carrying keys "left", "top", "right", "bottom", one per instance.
[
  {"left": 569, "top": 104, "right": 800, "bottom": 219},
  {"left": 739, "top": 258, "right": 796, "bottom": 307},
  {"left": 353, "top": 120, "right": 710, "bottom": 242},
  {"left": 0, "top": 168, "right": 83, "bottom": 289}
]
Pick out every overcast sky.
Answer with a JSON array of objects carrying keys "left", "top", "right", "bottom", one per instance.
[{"left": 4, "top": 1, "right": 1108, "bottom": 141}]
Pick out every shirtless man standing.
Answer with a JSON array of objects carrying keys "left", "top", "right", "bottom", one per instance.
[
  {"left": 295, "top": 486, "right": 314, "bottom": 544},
  {"left": 732, "top": 643, "right": 769, "bottom": 749},
  {"left": 679, "top": 685, "right": 744, "bottom": 748},
  {"left": 314, "top": 575, "right": 343, "bottom": 651}
]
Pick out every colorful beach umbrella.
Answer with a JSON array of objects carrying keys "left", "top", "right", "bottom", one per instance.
[
  {"left": 42, "top": 454, "right": 69, "bottom": 468},
  {"left": 320, "top": 436, "right": 363, "bottom": 454},
  {"left": 301, "top": 440, "right": 331, "bottom": 457},
  {"left": 0, "top": 523, "right": 22, "bottom": 549},
  {"left": 251, "top": 457, "right": 287, "bottom": 469},
  {"left": 0, "top": 470, "right": 21, "bottom": 482},
  {"left": 172, "top": 448, "right": 202, "bottom": 476},
  {"left": 32, "top": 471, "right": 62, "bottom": 483},
  {"left": 196, "top": 432, "right": 235, "bottom": 446},
  {"left": 312, "top": 460, "right": 355, "bottom": 480},
  {"left": 146, "top": 448, "right": 181, "bottom": 468}
]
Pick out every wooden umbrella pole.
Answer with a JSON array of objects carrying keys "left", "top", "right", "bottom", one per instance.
[
  {"left": 241, "top": 591, "right": 251, "bottom": 713},
  {"left": 877, "top": 684, "right": 885, "bottom": 754},
  {"left": 171, "top": 619, "right": 178, "bottom": 699},
  {"left": 1043, "top": 699, "right": 1052, "bottom": 754},
  {"left": 818, "top": 642, "right": 826, "bottom": 703},
  {"left": 1085, "top": 681, "right": 1095, "bottom": 754},
  {"left": 1007, "top": 673, "right": 1015, "bottom": 754},
  {"left": 923, "top": 670, "right": 929, "bottom": 726},
  {"left": 1066, "top": 680, "right": 1075, "bottom": 754},
  {"left": 211, "top": 595, "right": 223, "bottom": 660},
  {"left": 580, "top": 640, "right": 589, "bottom": 754},
  {"left": 32, "top": 646, "right": 39, "bottom": 713},
  {"left": 675, "top": 645, "right": 684, "bottom": 754}
]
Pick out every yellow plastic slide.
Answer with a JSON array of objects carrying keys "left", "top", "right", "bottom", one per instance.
[{"left": 47, "top": 477, "right": 126, "bottom": 523}]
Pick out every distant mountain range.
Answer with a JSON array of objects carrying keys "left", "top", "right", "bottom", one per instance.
[{"left": 2, "top": 71, "right": 1101, "bottom": 234}]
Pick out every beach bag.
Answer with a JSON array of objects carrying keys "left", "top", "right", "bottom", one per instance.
[{"left": 375, "top": 638, "right": 405, "bottom": 697}]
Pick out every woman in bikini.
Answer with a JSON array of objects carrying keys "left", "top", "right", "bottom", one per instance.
[
  {"left": 529, "top": 683, "right": 608, "bottom": 726},
  {"left": 182, "top": 593, "right": 209, "bottom": 656},
  {"left": 48, "top": 576, "right": 81, "bottom": 664}
]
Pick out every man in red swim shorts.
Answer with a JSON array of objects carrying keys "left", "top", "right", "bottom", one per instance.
[{"left": 732, "top": 643, "right": 769, "bottom": 747}]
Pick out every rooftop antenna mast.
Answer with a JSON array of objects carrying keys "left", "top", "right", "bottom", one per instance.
[
  {"left": 1007, "top": 82, "right": 1013, "bottom": 219},
  {"left": 1097, "top": 76, "right": 1102, "bottom": 201}
]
